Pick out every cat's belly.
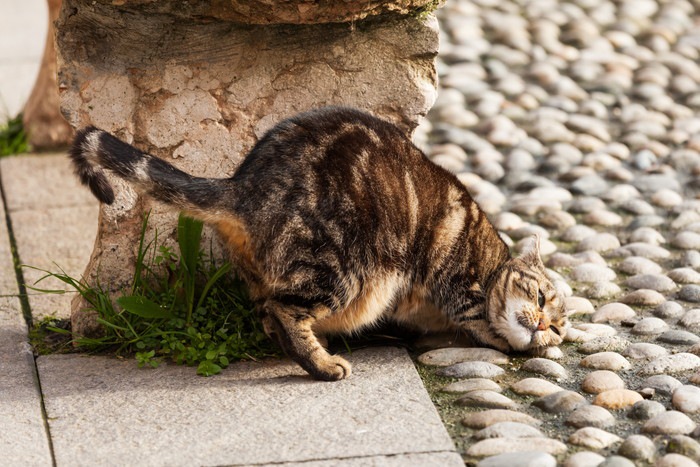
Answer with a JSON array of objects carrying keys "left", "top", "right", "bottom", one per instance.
[
  {"left": 312, "top": 272, "right": 405, "bottom": 336},
  {"left": 391, "top": 287, "right": 454, "bottom": 333}
]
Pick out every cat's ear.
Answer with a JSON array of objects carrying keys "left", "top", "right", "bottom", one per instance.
[{"left": 519, "top": 235, "right": 545, "bottom": 270}]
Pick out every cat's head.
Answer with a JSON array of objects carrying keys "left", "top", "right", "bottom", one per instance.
[{"left": 486, "top": 235, "right": 568, "bottom": 352}]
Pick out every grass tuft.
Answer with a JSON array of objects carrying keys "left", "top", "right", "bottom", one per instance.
[
  {"left": 30, "top": 212, "right": 279, "bottom": 375},
  {"left": 0, "top": 114, "right": 29, "bottom": 156}
]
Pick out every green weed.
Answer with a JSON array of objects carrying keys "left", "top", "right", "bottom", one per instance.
[
  {"left": 30, "top": 212, "right": 279, "bottom": 375},
  {"left": 0, "top": 114, "right": 29, "bottom": 156}
]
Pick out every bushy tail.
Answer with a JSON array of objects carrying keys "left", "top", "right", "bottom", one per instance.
[{"left": 70, "top": 127, "right": 224, "bottom": 211}]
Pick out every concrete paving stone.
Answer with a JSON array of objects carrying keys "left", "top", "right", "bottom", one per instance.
[
  {"left": 1, "top": 155, "right": 98, "bottom": 319},
  {"left": 277, "top": 451, "right": 465, "bottom": 466},
  {"left": 0, "top": 296, "right": 52, "bottom": 465},
  {"left": 11, "top": 206, "right": 98, "bottom": 320},
  {"left": 0, "top": 189, "right": 19, "bottom": 295},
  {"left": 38, "top": 347, "right": 459, "bottom": 466},
  {"left": 0, "top": 155, "right": 98, "bottom": 211}
]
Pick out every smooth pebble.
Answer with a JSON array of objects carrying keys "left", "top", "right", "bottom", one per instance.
[
  {"left": 669, "top": 268, "right": 700, "bottom": 285},
  {"left": 625, "top": 274, "right": 677, "bottom": 293},
  {"left": 566, "top": 404, "right": 616, "bottom": 428},
  {"left": 467, "top": 438, "right": 567, "bottom": 457},
  {"left": 564, "top": 451, "right": 605, "bottom": 467},
  {"left": 586, "top": 281, "right": 622, "bottom": 299},
  {"left": 511, "top": 378, "right": 563, "bottom": 397},
  {"left": 642, "top": 411, "right": 697, "bottom": 435},
  {"left": 473, "top": 421, "right": 545, "bottom": 440},
  {"left": 654, "top": 301, "right": 685, "bottom": 319},
  {"left": 456, "top": 390, "right": 519, "bottom": 410},
  {"left": 642, "top": 375, "right": 683, "bottom": 395},
  {"left": 622, "top": 342, "right": 669, "bottom": 360},
  {"left": 656, "top": 453, "right": 699, "bottom": 467},
  {"left": 564, "top": 296, "right": 595, "bottom": 315},
  {"left": 631, "top": 317, "right": 670, "bottom": 335},
  {"left": 571, "top": 263, "right": 617, "bottom": 283},
  {"left": 477, "top": 451, "right": 557, "bottom": 467},
  {"left": 521, "top": 358, "right": 568, "bottom": 380},
  {"left": 593, "top": 389, "right": 644, "bottom": 410},
  {"left": 620, "top": 289, "right": 666, "bottom": 306},
  {"left": 462, "top": 410, "right": 542, "bottom": 429},
  {"left": 580, "top": 352, "right": 631, "bottom": 371},
  {"left": 568, "top": 427, "right": 622, "bottom": 450},
  {"left": 419, "top": 347, "right": 509, "bottom": 366},
  {"left": 591, "top": 303, "right": 636, "bottom": 323},
  {"left": 673, "top": 232, "right": 700, "bottom": 250},
  {"left": 576, "top": 233, "right": 621, "bottom": 252},
  {"left": 617, "top": 434, "right": 657, "bottom": 461},
  {"left": 679, "top": 285, "right": 700, "bottom": 303},
  {"left": 617, "top": 256, "right": 663, "bottom": 275},
  {"left": 581, "top": 370, "right": 625, "bottom": 394},
  {"left": 533, "top": 390, "right": 587, "bottom": 414},
  {"left": 442, "top": 378, "right": 503, "bottom": 394},
  {"left": 672, "top": 385, "right": 700, "bottom": 414},
  {"left": 615, "top": 243, "right": 670, "bottom": 260},
  {"left": 657, "top": 330, "right": 700, "bottom": 346},
  {"left": 575, "top": 323, "right": 618, "bottom": 337},
  {"left": 679, "top": 309, "right": 700, "bottom": 330},
  {"left": 578, "top": 336, "right": 629, "bottom": 354},
  {"left": 628, "top": 400, "right": 667, "bottom": 420},
  {"left": 599, "top": 455, "right": 636, "bottom": 467},
  {"left": 640, "top": 353, "right": 700, "bottom": 375},
  {"left": 437, "top": 361, "right": 505, "bottom": 378},
  {"left": 666, "top": 435, "right": 700, "bottom": 462}
]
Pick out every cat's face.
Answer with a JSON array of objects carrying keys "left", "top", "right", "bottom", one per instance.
[{"left": 486, "top": 236, "right": 568, "bottom": 352}]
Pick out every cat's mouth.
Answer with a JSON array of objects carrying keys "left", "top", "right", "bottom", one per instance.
[
  {"left": 514, "top": 313, "right": 565, "bottom": 349},
  {"left": 527, "top": 323, "right": 566, "bottom": 349}
]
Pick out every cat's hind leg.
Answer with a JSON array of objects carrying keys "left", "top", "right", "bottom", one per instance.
[{"left": 260, "top": 300, "right": 351, "bottom": 381}]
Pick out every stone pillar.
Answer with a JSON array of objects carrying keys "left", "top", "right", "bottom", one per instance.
[
  {"left": 23, "top": 0, "right": 73, "bottom": 150},
  {"left": 56, "top": 0, "right": 441, "bottom": 337}
]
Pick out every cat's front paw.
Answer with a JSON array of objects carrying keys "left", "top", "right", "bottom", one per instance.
[{"left": 308, "top": 354, "right": 352, "bottom": 381}]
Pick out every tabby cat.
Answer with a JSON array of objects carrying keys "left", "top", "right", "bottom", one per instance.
[{"left": 70, "top": 106, "right": 568, "bottom": 381}]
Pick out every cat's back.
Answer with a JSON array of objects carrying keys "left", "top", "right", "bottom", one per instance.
[
  {"left": 227, "top": 106, "right": 459, "bottom": 267},
  {"left": 234, "top": 106, "right": 423, "bottom": 178},
  {"left": 230, "top": 106, "right": 446, "bottom": 220}
]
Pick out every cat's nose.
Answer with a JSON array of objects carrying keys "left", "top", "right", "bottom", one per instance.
[{"left": 536, "top": 317, "right": 549, "bottom": 331}]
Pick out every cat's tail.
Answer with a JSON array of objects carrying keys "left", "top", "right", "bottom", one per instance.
[{"left": 70, "top": 127, "right": 224, "bottom": 212}]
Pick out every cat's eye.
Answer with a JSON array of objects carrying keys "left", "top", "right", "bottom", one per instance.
[
  {"left": 549, "top": 325, "right": 560, "bottom": 335},
  {"left": 537, "top": 290, "right": 545, "bottom": 309}
]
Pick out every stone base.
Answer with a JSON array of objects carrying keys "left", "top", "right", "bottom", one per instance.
[{"left": 23, "top": 0, "right": 73, "bottom": 150}]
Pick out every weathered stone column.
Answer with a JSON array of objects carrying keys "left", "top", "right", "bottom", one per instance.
[
  {"left": 56, "top": 0, "right": 441, "bottom": 337},
  {"left": 23, "top": 0, "right": 73, "bottom": 149}
]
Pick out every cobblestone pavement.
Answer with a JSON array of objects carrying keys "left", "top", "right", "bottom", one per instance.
[{"left": 414, "top": 0, "right": 700, "bottom": 465}]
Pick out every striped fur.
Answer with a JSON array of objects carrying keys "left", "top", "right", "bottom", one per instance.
[{"left": 70, "top": 106, "right": 568, "bottom": 381}]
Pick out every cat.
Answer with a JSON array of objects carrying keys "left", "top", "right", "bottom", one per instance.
[{"left": 70, "top": 106, "right": 568, "bottom": 381}]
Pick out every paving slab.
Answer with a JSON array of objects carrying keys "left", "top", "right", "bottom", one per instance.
[
  {"left": 0, "top": 297, "right": 53, "bottom": 465},
  {"left": 1, "top": 175, "right": 53, "bottom": 464},
  {"left": 0, "top": 154, "right": 98, "bottom": 320},
  {"left": 277, "top": 451, "right": 466, "bottom": 466},
  {"left": 0, "top": 182, "right": 19, "bottom": 295},
  {"left": 0, "top": 154, "right": 96, "bottom": 211},
  {"left": 38, "top": 347, "right": 461, "bottom": 467}
]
